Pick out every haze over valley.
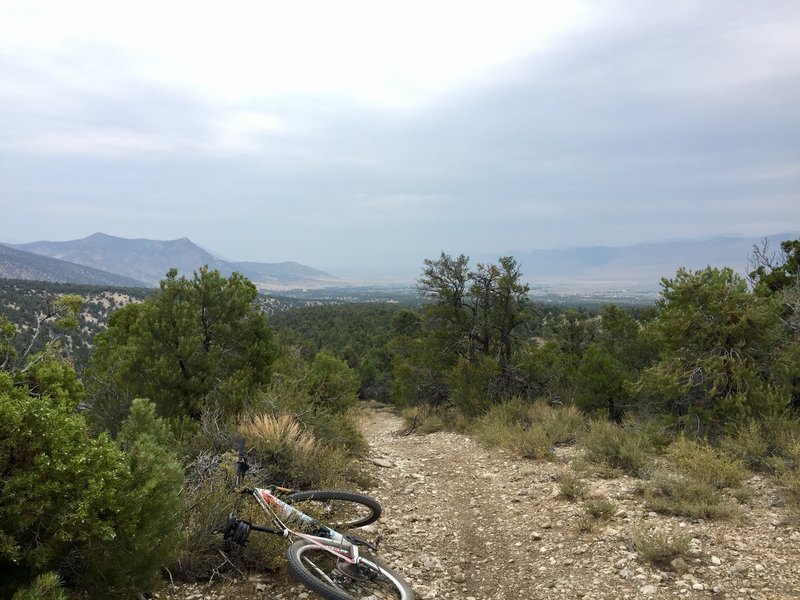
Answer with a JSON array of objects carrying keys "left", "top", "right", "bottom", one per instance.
[{"left": 2, "top": 231, "right": 797, "bottom": 298}]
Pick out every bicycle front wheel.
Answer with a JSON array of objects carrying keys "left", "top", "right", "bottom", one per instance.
[
  {"left": 287, "top": 539, "right": 415, "bottom": 600},
  {"left": 284, "top": 490, "right": 381, "bottom": 529}
]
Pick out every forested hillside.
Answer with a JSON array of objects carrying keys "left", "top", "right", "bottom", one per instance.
[
  {"left": 0, "top": 279, "right": 152, "bottom": 367},
  {"left": 0, "top": 279, "right": 411, "bottom": 371}
]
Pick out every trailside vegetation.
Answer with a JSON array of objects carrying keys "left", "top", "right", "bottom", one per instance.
[
  {"left": 391, "top": 244, "right": 800, "bottom": 525},
  {"left": 1, "top": 267, "right": 373, "bottom": 598},
  {"left": 394, "top": 247, "right": 798, "bottom": 437},
  {"left": 1, "top": 238, "right": 799, "bottom": 597},
  {"left": 0, "top": 349, "right": 183, "bottom": 598}
]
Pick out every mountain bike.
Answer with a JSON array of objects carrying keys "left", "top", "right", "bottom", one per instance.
[{"left": 223, "top": 440, "right": 416, "bottom": 600}]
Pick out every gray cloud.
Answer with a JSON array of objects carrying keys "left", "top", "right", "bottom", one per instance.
[{"left": 1, "top": 1, "right": 798, "bottom": 279}]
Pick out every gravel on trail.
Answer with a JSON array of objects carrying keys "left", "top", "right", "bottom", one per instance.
[{"left": 162, "top": 405, "right": 800, "bottom": 600}]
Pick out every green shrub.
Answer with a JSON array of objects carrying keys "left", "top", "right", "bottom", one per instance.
[
  {"left": 401, "top": 405, "right": 445, "bottom": 433},
  {"left": 307, "top": 350, "right": 360, "bottom": 413},
  {"left": 579, "top": 419, "right": 653, "bottom": 476},
  {"left": 556, "top": 470, "right": 587, "bottom": 501},
  {"left": 635, "top": 267, "right": 786, "bottom": 434},
  {"left": 773, "top": 441, "right": 800, "bottom": 516},
  {"left": 10, "top": 572, "right": 68, "bottom": 600},
  {"left": 513, "top": 426, "right": 553, "bottom": 460},
  {"left": 303, "top": 408, "right": 369, "bottom": 456},
  {"left": 473, "top": 399, "right": 587, "bottom": 460},
  {"left": 720, "top": 420, "right": 770, "bottom": 471},
  {"left": 75, "top": 399, "right": 184, "bottom": 596},
  {"left": 584, "top": 497, "right": 616, "bottom": 520},
  {"left": 729, "top": 486, "right": 755, "bottom": 505},
  {"left": 85, "top": 269, "right": 277, "bottom": 423},
  {"left": 630, "top": 526, "right": 691, "bottom": 570},
  {"left": 0, "top": 372, "right": 183, "bottom": 598},
  {"left": 642, "top": 471, "right": 738, "bottom": 520},
  {"left": 526, "top": 399, "right": 587, "bottom": 445},
  {"left": 0, "top": 370, "right": 128, "bottom": 594},
  {"left": 667, "top": 436, "right": 746, "bottom": 489},
  {"left": 473, "top": 402, "right": 521, "bottom": 448},
  {"left": 721, "top": 416, "right": 800, "bottom": 473},
  {"left": 257, "top": 364, "right": 368, "bottom": 456},
  {"left": 447, "top": 355, "right": 503, "bottom": 418},
  {"left": 400, "top": 404, "right": 471, "bottom": 434},
  {"left": 472, "top": 402, "right": 554, "bottom": 460}
]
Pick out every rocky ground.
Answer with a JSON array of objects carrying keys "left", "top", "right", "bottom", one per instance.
[{"left": 163, "top": 405, "right": 800, "bottom": 600}]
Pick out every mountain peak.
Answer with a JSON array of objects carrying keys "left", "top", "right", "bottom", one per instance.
[{"left": 4, "top": 234, "right": 338, "bottom": 290}]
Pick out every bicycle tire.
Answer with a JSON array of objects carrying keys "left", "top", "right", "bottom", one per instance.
[
  {"left": 287, "top": 538, "right": 415, "bottom": 600},
  {"left": 284, "top": 490, "right": 381, "bottom": 529}
]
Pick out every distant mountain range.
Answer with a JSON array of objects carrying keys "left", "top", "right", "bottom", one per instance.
[
  {"left": 496, "top": 233, "right": 799, "bottom": 292},
  {"left": 2, "top": 233, "right": 339, "bottom": 290},
  {"left": 1, "top": 231, "right": 797, "bottom": 293}
]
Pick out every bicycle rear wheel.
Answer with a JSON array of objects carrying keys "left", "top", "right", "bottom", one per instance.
[
  {"left": 284, "top": 490, "right": 381, "bottom": 529},
  {"left": 287, "top": 539, "right": 415, "bottom": 600}
]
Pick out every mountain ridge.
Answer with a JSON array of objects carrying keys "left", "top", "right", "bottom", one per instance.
[
  {"left": 6, "top": 233, "right": 339, "bottom": 291},
  {"left": 4, "top": 232, "right": 797, "bottom": 293},
  {"left": 488, "top": 232, "right": 800, "bottom": 292},
  {"left": 0, "top": 243, "right": 148, "bottom": 287}
]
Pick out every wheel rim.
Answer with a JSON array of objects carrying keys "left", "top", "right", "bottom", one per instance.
[{"left": 296, "top": 545, "right": 409, "bottom": 600}]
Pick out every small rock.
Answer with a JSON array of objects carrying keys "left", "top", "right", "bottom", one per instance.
[
  {"left": 454, "top": 572, "right": 466, "bottom": 583},
  {"left": 640, "top": 584, "right": 658, "bottom": 595},
  {"left": 373, "top": 458, "right": 395, "bottom": 468},
  {"left": 710, "top": 555, "right": 722, "bottom": 566},
  {"left": 733, "top": 561, "right": 748, "bottom": 574},
  {"left": 671, "top": 558, "right": 688, "bottom": 573}
]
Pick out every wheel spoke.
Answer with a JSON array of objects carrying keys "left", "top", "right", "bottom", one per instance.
[
  {"left": 287, "top": 539, "right": 414, "bottom": 600},
  {"left": 303, "top": 556, "right": 336, "bottom": 585}
]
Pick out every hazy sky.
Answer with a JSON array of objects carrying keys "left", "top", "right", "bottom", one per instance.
[{"left": 1, "top": 1, "right": 798, "bottom": 278}]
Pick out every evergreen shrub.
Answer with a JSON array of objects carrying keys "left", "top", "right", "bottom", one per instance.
[
  {"left": 0, "top": 372, "right": 183, "bottom": 598},
  {"left": 579, "top": 419, "right": 653, "bottom": 477}
]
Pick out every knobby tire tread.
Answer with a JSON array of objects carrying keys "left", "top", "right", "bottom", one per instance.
[
  {"left": 284, "top": 490, "right": 382, "bottom": 528},
  {"left": 286, "top": 539, "right": 415, "bottom": 600}
]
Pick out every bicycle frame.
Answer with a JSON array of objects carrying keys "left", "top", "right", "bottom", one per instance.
[
  {"left": 244, "top": 486, "right": 364, "bottom": 566},
  {"left": 225, "top": 442, "right": 414, "bottom": 599}
]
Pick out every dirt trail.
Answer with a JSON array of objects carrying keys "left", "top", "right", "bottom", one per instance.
[{"left": 167, "top": 405, "right": 800, "bottom": 600}]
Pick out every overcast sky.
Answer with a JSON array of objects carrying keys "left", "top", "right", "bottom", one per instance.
[{"left": 1, "top": 1, "right": 798, "bottom": 279}]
